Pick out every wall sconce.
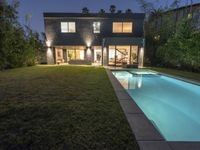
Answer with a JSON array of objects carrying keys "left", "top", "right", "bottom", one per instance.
[
  {"left": 46, "top": 40, "right": 51, "bottom": 48},
  {"left": 86, "top": 46, "right": 92, "bottom": 50},
  {"left": 86, "top": 40, "right": 91, "bottom": 47}
]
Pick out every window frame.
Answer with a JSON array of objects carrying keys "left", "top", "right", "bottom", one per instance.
[
  {"left": 61, "top": 22, "right": 76, "bottom": 33},
  {"left": 112, "top": 22, "right": 133, "bottom": 33},
  {"left": 93, "top": 22, "right": 101, "bottom": 33}
]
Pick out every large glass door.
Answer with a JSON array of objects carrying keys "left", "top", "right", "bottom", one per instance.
[
  {"left": 108, "top": 45, "right": 130, "bottom": 66},
  {"left": 66, "top": 46, "right": 85, "bottom": 61},
  {"left": 108, "top": 46, "right": 115, "bottom": 65},
  {"left": 93, "top": 46, "right": 102, "bottom": 65},
  {"left": 115, "top": 46, "right": 130, "bottom": 66},
  {"left": 130, "top": 46, "right": 138, "bottom": 64}
]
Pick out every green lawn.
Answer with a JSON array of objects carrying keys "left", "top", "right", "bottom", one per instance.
[
  {"left": 0, "top": 65, "right": 139, "bottom": 150},
  {"left": 151, "top": 67, "right": 200, "bottom": 82}
]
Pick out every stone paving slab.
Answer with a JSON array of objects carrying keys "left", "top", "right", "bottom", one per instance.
[
  {"left": 138, "top": 141, "right": 172, "bottom": 150},
  {"left": 115, "top": 91, "right": 133, "bottom": 100},
  {"left": 168, "top": 142, "right": 200, "bottom": 150},
  {"left": 126, "top": 114, "right": 164, "bottom": 141},
  {"left": 119, "top": 100, "right": 143, "bottom": 114}
]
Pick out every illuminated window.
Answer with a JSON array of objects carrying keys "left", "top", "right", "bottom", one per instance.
[
  {"left": 123, "top": 22, "right": 132, "bottom": 33},
  {"left": 112, "top": 22, "right": 133, "bottom": 33},
  {"left": 68, "top": 22, "right": 76, "bottom": 32},
  {"left": 61, "top": 22, "right": 68, "bottom": 33},
  {"left": 113, "top": 22, "right": 123, "bottom": 33},
  {"left": 61, "top": 22, "right": 76, "bottom": 33},
  {"left": 93, "top": 22, "right": 101, "bottom": 33}
]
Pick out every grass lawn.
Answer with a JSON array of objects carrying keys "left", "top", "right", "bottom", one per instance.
[
  {"left": 0, "top": 65, "right": 139, "bottom": 150},
  {"left": 151, "top": 67, "right": 200, "bottom": 82}
]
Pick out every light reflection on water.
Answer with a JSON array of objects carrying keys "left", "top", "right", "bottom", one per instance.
[{"left": 112, "top": 71, "right": 143, "bottom": 90}]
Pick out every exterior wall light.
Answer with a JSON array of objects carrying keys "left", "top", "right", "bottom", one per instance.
[
  {"left": 46, "top": 40, "right": 51, "bottom": 47},
  {"left": 86, "top": 41, "right": 91, "bottom": 47},
  {"left": 154, "top": 35, "right": 160, "bottom": 41}
]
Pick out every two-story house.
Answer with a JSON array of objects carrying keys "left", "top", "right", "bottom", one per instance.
[{"left": 44, "top": 12, "right": 145, "bottom": 67}]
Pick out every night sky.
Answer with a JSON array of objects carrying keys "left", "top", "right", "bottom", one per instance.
[{"left": 7, "top": 0, "right": 200, "bottom": 34}]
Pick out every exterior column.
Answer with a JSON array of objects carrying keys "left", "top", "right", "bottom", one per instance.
[
  {"left": 85, "top": 47, "right": 92, "bottom": 62},
  {"left": 63, "top": 49, "right": 67, "bottom": 63},
  {"left": 138, "top": 47, "right": 144, "bottom": 68},
  {"left": 103, "top": 46, "right": 108, "bottom": 66},
  {"left": 46, "top": 47, "right": 55, "bottom": 64}
]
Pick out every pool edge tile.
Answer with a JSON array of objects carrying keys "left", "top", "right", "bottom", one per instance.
[
  {"left": 138, "top": 141, "right": 172, "bottom": 150},
  {"left": 168, "top": 142, "right": 200, "bottom": 150},
  {"left": 126, "top": 113, "right": 164, "bottom": 141}
]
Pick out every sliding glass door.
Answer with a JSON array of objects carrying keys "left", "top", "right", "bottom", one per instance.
[
  {"left": 108, "top": 45, "right": 138, "bottom": 66},
  {"left": 108, "top": 46, "right": 115, "bottom": 65},
  {"left": 66, "top": 46, "right": 85, "bottom": 61},
  {"left": 115, "top": 46, "right": 130, "bottom": 66}
]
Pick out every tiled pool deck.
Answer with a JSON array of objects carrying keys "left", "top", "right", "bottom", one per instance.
[{"left": 106, "top": 69, "right": 200, "bottom": 150}]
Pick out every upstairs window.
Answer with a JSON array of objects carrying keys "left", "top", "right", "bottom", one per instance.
[
  {"left": 61, "top": 22, "right": 76, "bottom": 33},
  {"left": 112, "top": 22, "right": 133, "bottom": 33},
  {"left": 93, "top": 22, "right": 101, "bottom": 33}
]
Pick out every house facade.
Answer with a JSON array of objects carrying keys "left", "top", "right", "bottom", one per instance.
[{"left": 44, "top": 12, "right": 145, "bottom": 66}]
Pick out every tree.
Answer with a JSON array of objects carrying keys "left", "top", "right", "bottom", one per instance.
[
  {"left": 109, "top": 5, "right": 116, "bottom": 13},
  {"left": 82, "top": 7, "right": 89, "bottom": 14},
  {"left": 156, "top": 16, "right": 200, "bottom": 71},
  {"left": 0, "top": 0, "right": 44, "bottom": 69},
  {"left": 117, "top": 10, "right": 122, "bottom": 14},
  {"left": 136, "top": 0, "right": 154, "bottom": 15},
  {"left": 189, "top": 0, "right": 193, "bottom": 14},
  {"left": 99, "top": 9, "right": 105, "bottom": 14},
  {"left": 125, "top": 9, "right": 132, "bottom": 13}
]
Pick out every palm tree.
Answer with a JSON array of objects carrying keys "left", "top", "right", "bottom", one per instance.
[
  {"left": 99, "top": 9, "right": 105, "bottom": 14},
  {"left": 82, "top": 7, "right": 89, "bottom": 14},
  {"left": 125, "top": 9, "right": 132, "bottom": 14},
  {"left": 109, "top": 5, "right": 116, "bottom": 13},
  {"left": 136, "top": 0, "right": 154, "bottom": 15},
  {"left": 170, "top": 0, "right": 181, "bottom": 27},
  {"left": 189, "top": 0, "right": 193, "bottom": 14},
  {"left": 149, "top": 8, "right": 163, "bottom": 20},
  {"left": 117, "top": 10, "right": 122, "bottom": 14}
]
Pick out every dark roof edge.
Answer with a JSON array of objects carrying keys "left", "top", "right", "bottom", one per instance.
[{"left": 43, "top": 12, "right": 145, "bottom": 19}]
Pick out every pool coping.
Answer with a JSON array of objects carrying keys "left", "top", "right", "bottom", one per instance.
[{"left": 106, "top": 68, "right": 200, "bottom": 150}]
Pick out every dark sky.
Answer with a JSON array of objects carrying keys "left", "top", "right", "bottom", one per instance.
[{"left": 8, "top": 0, "right": 200, "bottom": 34}]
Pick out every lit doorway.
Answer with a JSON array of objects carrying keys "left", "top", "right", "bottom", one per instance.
[{"left": 93, "top": 46, "right": 102, "bottom": 65}]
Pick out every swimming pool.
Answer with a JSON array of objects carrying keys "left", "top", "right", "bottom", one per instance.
[{"left": 112, "top": 70, "right": 200, "bottom": 141}]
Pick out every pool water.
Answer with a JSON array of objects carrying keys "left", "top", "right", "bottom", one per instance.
[{"left": 112, "top": 70, "right": 200, "bottom": 141}]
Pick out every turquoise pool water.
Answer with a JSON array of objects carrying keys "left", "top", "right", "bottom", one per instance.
[{"left": 112, "top": 70, "right": 200, "bottom": 141}]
